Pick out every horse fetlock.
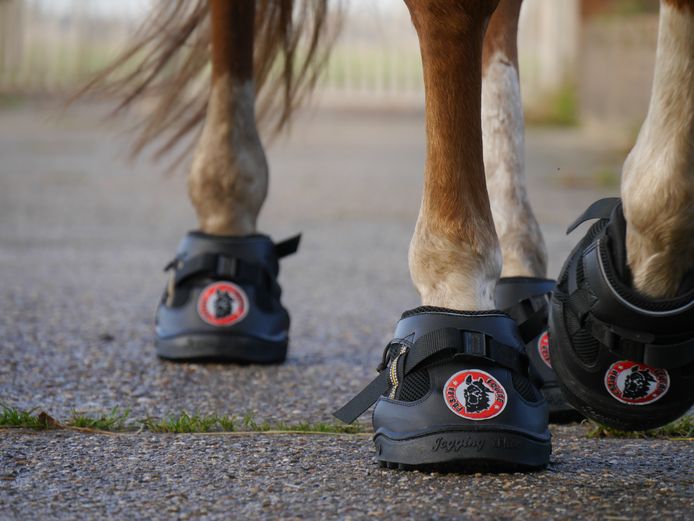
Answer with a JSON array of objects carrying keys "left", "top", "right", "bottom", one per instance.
[
  {"left": 624, "top": 215, "right": 694, "bottom": 298},
  {"left": 622, "top": 140, "right": 694, "bottom": 297},
  {"left": 188, "top": 78, "right": 268, "bottom": 235},
  {"left": 408, "top": 223, "right": 501, "bottom": 310}
]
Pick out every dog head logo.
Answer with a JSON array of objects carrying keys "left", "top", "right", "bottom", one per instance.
[
  {"left": 213, "top": 289, "right": 234, "bottom": 319},
  {"left": 197, "top": 281, "right": 249, "bottom": 327},
  {"left": 622, "top": 366, "right": 656, "bottom": 400},
  {"left": 444, "top": 370, "right": 507, "bottom": 420},
  {"left": 604, "top": 360, "right": 669, "bottom": 405},
  {"left": 462, "top": 375, "right": 493, "bottom": 413}
]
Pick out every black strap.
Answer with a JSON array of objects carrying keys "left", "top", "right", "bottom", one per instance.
[
  {"left": 275, "top": 234, "right": 301, "bottom": 259},
  {"left": 332, "top": 371, "right": 390, "bottom": 425},
  {"left": 170, "top": 253, "right": 268, "bottom": 288},
  {"left": 586, "top": 314, "right": 694, "bottom": 369},
  {"left": 566, "top": 197, "right": 620, "bottom": 234},
  {"left": 333, "top": 327, "right": 527, "bottom": 424},
  {"left": 504, "top": 296, "right": 550, "bottom": 343},
  {"left": 164, "top": 234, "right": 301, "bottom": 288},
  {"left": 403, "top": 328, "right": 527, "bottom": 375}
]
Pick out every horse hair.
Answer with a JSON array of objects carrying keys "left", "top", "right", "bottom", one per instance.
[{"left": 75, "top": 0, "right": 342, "bottom": 162}]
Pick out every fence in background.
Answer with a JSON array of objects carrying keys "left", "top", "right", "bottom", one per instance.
[
  {"left": 0, "top": 0, "right": 655, "bottom": 131},
  {"left": 0, "top": 0, "right": 579, "bottom": 100}
]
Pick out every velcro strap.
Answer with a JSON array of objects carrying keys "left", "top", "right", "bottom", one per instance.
[
  {"left": 566, "top": 197, "right": 620, "bottom": 234},
  {"left": 275, "top": 234, "right": 301, "bottom": 259},
  {"left": 333, "top": 327, "right": 527, "bottom": 424},
  {"left": 403, "top": 328, "right": 527, "bottom": 375},
  {"left": 504, "top": 296, "right": 550, "bottom": 343},
  {"left": 172, "top": 253, "right": 267, "bottom": 288},
  {"left": 586, "top": 315, "right": 694, "bottom": 368}
]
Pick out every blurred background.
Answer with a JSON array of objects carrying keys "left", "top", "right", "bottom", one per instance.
[
  {"left": 0, "top": 0, "right": 659, "bottom": 136},
  {"left": 0, "top": 0, "right": 667, "bottom": 418}
]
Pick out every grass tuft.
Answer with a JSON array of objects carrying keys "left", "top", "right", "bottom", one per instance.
[
  {"left": 142, "top": 412, "right": 237, "bottom": 433},
  {"left": 587, "top": 416, "right": 694, "bottom": 440},
  {"left": 68, "top": 407, "right": 131, "bottom": 431},
  {"left": 0, "top": 404, "right": 60, "bottom": 429},
  {"left": 1, "top": 405, "right": 368, "bottom": 435}
]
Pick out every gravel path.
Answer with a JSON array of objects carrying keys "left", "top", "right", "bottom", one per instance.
[
  {"left": 1, "top": 102, "right": 691, "bottom": 520},
  {"left": 2, "top": 428, "right": 692, "bottom": 520}
]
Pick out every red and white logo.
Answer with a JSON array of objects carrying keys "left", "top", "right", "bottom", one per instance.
[
  {"left": 604, "top": 360, "right": 669, "bottom": 405},
  {"left": 537, "top": 331, "right": 552, "bottom": 368},
  {"left": 444, "top": 370, "right": 507, "bottom": 421},
  {"left": 197, "top": 281, "right": 249, "bottom": 327}
]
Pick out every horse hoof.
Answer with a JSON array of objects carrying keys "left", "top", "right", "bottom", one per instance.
[
  {"left": 550, "top": 198, "right": 694, "bottom": 431},
  {"left": 154, "top": 231, "right": 300, "bottom": 363},
  {"left": 334, "top": 307, "right": 551, "bottom": 472}
]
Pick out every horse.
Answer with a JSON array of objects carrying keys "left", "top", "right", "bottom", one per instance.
[{"left": 83, "top": 0, "right": 694, "bottom": 471}]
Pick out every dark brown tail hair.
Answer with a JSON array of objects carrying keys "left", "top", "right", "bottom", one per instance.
[{"left": 78, "top": 0, "right": 341, "bottom": 160}]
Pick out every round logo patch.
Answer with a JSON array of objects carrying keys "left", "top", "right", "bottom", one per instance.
[
  {"left": 197, "top": 282, "right": 249, "bottom": 327},
  {"left": 537, "top": 331, "right": 552, "bottom": 369},
  {"left": 443, "top": 370, "right": 507, "bottom": 421},
  {"left": 604, "top": 360, "right": 669, "bottom": 405}
]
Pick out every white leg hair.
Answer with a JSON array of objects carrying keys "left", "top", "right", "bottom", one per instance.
[
  {"left": 621, "top": 0, "right": 694, "bottom": 298},
  {"left": 482, "top": 51, "right": 547, "bottom": 278},
  {"left": 188, "top": 77, "right": 268, "bottom": 235}
]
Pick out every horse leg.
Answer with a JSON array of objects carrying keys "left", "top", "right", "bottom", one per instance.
[
  {"left": 406, "top": 0, "right": 502, "bottom": 310},
  {"left": 189, "top": 0, "right": 267, "bottom": 235},
  {"left": 335, "top": 0, "right": 551, "bottom": 469},
  {"left": 156, "top": 0, "right": 296, "bottom": 363},
  {"left": 546, "top": 0, "right": 694, "bottom": 431},
  {"left": 482, "top": 0, "right": 546, "bottom": 278},
  {"left": 480, "top": 1, "right": 577, "bottom": 422},
  {"left": 621, "top": 0, "right": 694, "bottom": 297}
]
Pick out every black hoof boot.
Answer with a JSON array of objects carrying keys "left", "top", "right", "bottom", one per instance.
[
  {"left": 496, "top": 277, "right": 582, "bottom": 423},
  {"left": 155, "top": 232, "right": 300, "bottom": 363},
  {"left": 550, "top": 198, "right": 694, "bottom": 431},
  {"left": 335, "top": 307, "right": 551, "bottom": 472}
]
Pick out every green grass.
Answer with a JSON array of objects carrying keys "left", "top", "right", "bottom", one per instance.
[
  {"left": 526, "top": 85, "right": 579, "bottom": 127},
  {"left": 4, "top": 404, "right": 691, "bottom": 439},
  {"left": 0, "top": 406, "right": 367, "bottom": 435},
  {"left": 0, "top": 405, "right": 56, "bottom": 429},
  {"left": 68, "top": 407, "right": 131, "bottom": 431},
  {"left": 142, "top": 412, "right": 236, "bottom": 434},
  {"left": 587, "top": 416, "right": 694, "bottom": 440}
]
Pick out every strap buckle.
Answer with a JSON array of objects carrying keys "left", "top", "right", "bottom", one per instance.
[
  {"left": 216, "top": 256, "right": 238, "bottom": 278},
  {"left": 461, "top": 331, "right": 488, "bottom": 357},
  {"left": 376, "top": 338, "right": 412, "bottom": 373}
]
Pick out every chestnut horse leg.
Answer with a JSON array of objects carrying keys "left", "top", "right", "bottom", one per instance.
[
  {"left": 482, "top": 0, "right": 547, "bottom": 278},
  {"left": 405, "top": 0, "right": 502, "bottom": 310},
  {"left": 621, "top": 0, "right": 694, "bottom": 297},
  {"left": 188, "top": 0, "right": 268, "bottom": 235}
]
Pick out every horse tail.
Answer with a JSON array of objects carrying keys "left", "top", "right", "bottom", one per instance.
[{"left": 77, "top": 0, "right": 341, "bottom": 160}]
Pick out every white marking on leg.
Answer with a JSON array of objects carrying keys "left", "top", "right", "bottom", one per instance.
[
  {"left": 189, "top": 77, "right": 268, "bottom": 235},
  {"left": 409, "top": 218, "right": 502, "bottom": 310},
  {"left": 482, "top": 51, "right": 546, "bottom": 278},
  {"left": 621, "top": 1, "right": 694, "bottom": 297}
]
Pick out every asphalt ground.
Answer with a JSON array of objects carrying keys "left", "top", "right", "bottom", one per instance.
[{"left": 1, "top": 102, "right": 691, "bottom": 520}]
